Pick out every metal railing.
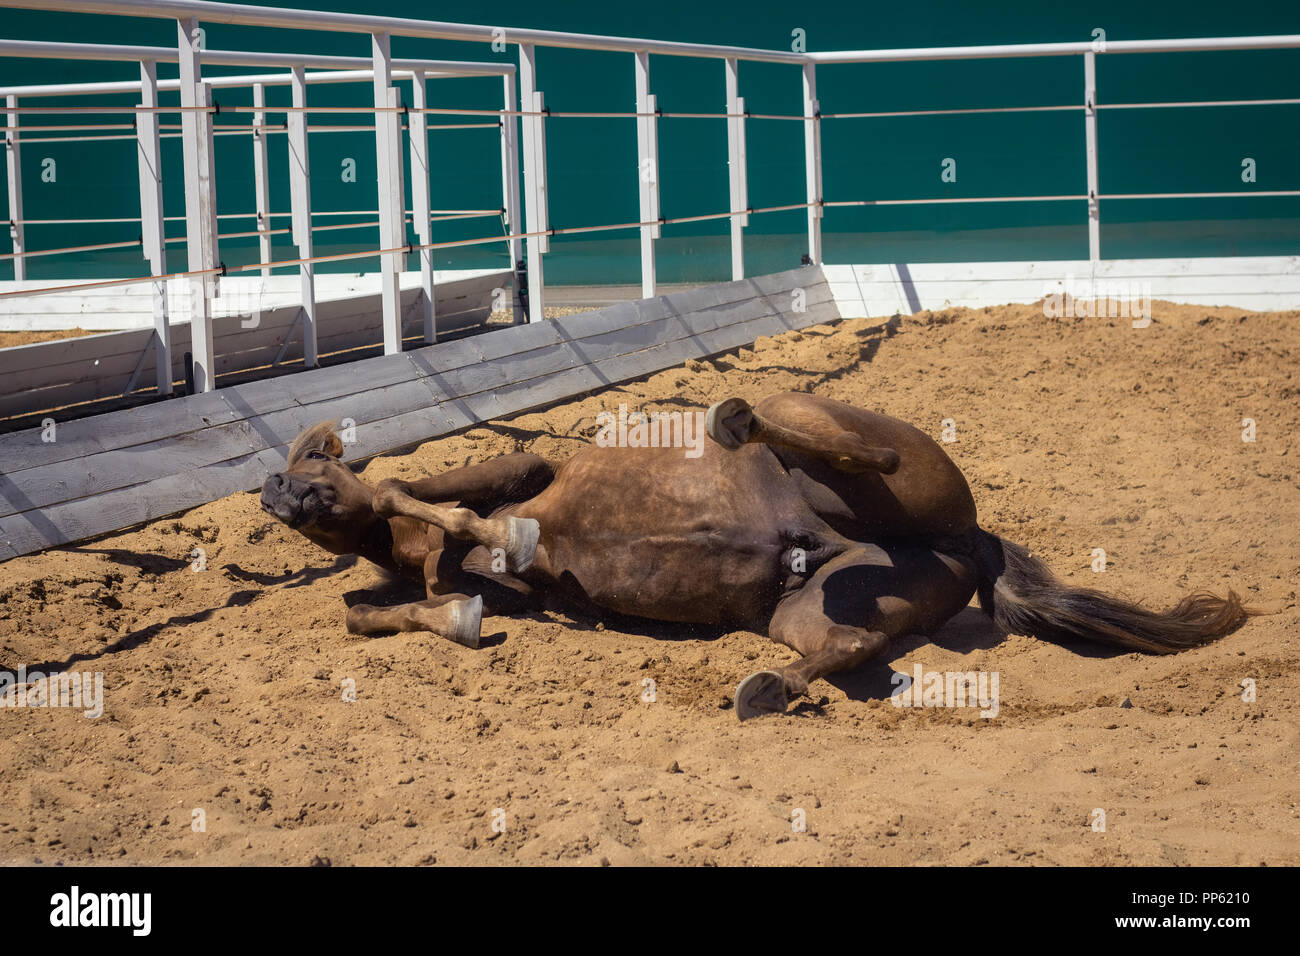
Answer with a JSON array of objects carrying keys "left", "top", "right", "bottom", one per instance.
[{"left": 1, "top": 0, "right": 1298, "bottom": 400}]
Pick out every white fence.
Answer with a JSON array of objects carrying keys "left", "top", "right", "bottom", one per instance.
[{"left": 1, "top": 0, "right": 1298, "bottom": 401}]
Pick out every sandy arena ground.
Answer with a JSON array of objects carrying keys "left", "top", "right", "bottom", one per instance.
[{"left": 0, "top": 298, "right": 1296, "bottom": 865}]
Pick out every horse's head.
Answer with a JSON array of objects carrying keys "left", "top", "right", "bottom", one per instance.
[{"left": 260, "top": 421, "right": 376, "bottom": 554}]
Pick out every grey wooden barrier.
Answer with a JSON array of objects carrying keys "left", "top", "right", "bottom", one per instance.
[{"left": 0, "top": 265, "right": 838, "bottom": 561}]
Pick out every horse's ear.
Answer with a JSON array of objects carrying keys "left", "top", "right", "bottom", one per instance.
[{"left": 287, "top": 421, "right": 344, "bottom": 465}]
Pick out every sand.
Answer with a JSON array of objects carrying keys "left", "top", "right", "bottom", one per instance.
[
  {"left": 1, "top": 298, "right": 1296, "bottom": 866},
  {"left": 0, "top": 328, "right": 99, "bottom": 349}
]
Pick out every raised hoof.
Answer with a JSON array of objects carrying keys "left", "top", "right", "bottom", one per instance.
[
  {"left": 505, "top": 517, "right": 540, "bottom": 573},
  {"left": 705, "top": 397, "right": 755, "bottom": 450},
  {"left": 734, "top": 670, "right": 791, "bottom": 721},
  {"left": 447, "top": 594, "right": 484, "bottom": 649}
]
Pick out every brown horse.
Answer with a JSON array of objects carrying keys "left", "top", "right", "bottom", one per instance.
[{"left": 259, "top": 392, "right": 1249, "bottom": 720}]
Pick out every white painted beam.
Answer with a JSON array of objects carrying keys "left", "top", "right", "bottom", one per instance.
[
  {"left": 372, "top": 31, "right": 406, "bottom": 354},
  {"left": 500, "top": 72, "right": 523, "bottom": 324},
  {"left": 252, "top": 81, "right": 272, "bottom": 277},
  {"left": 177, "top": 17, "right": 218, "bottom": 393},
  {"left": 135, "top": 59, "right": 172, "bottom": 396},
  {"left": 408, "top": 69, "right": 437, "bottom": 343},
  {"left": 634, "top": 52, "right": 659, "bottom": 299},
  {"left": 288, "top": 65, "right": 317, "bottom": 368},
  {"left": 1084, "top": 51, "right": 1100, "bottom": 264},
  {"left": 724, "top": 57, "right": 748, "bottom": 282},
  {"left": 802, "top": 62, "right": 822, "bottom": 267},
  {"left": 518, "top": 43, "right": 546, "bottom": 321},
  {"left": 4, "top": 94, "right": 23, "bottom": 281}
]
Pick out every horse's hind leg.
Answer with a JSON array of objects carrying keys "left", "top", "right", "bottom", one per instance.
[
  {"left": 735, "top": 544, "right": 977, "bottom": 720},
  {"left": 346, "top": 594, "right": 484, "bottom": 648},
  {"left": 706, "top": 395, "right": 899, "bottom": 474}
]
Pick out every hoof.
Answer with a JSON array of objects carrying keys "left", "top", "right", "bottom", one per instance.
[
  {"left": 505, "top": 517, "right": 540, "bottom": 573},
  {"left": 734, "top": 670, "right": 790, "bottom": 721},
  {"left": 345, "top": 603, "right": 374, "bottom": 635},
  {"left": 447, "top": 594, "right": 483, "bottom": 649},
  {"left": 705, "top": 397, "right": 755, "bottom": 450}
]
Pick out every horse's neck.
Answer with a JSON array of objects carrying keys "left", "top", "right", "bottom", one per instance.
[{"left": 355, "top": 516, "right": 401, "bottom": 575}]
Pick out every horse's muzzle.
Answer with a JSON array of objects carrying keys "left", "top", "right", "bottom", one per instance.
[{"left": 261, "top": 473, "right": 313, "bottom": 527}]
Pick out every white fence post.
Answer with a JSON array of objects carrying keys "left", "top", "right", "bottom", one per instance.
[
  {"left": 724, "top": 57, "right": 748, "bottom": 282},
  {"left": 518, "top": 43, "right": 546, "bottom": 321},
  {"left": 4, "top": 93, "right": 23, "bottom": 281},
  {"left": 634, "top": 51, "right": 659, "bottom": 299},
  {"left": 802, "top": 61, "right": 822, "bottom": 266},
  {"left": 500, "top": 72, "right": 523, "bottom": 324},
  {"left": 177, "top": 17, "right": 218, "bottom": 393},
  {"left": 1084, "top": 51, "right": 1100, "bottom": 264},
  {"left": 252, "top": 81, "right": 272, "bottom": 277},
  {"left": 408, "top": 69, "right": 437, "bottom": 343},
  {"left": 372, "top": 31, "right": 407, "bottom": 354},
  {"left": 136, "top": 59, "right": 172, "bottom": 396},
  {"left": 288, "top": 65, "right": 317, "bottom": 368}
]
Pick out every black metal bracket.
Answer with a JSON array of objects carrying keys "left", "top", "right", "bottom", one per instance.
[{"left": 515, "top": 257, "right": 530, "bottom": 323}]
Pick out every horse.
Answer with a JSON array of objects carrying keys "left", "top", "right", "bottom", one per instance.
[{"left": 259, "top": 392, "right": 1249, "bottom": 719}]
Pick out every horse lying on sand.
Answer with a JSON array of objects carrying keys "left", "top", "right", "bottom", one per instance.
[{"left": 260, "top": 392, "right": 1249, "bottom": 720}]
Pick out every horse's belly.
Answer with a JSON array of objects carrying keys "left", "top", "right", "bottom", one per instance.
[
  {"left": 549, "top": 528, "right": 784, "bottom": 625},
  {"left": 516, "top": 443, "right": 808, "bottom": 626}
]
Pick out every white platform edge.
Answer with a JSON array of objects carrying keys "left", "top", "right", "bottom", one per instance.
[{"left": 824, "top": 256, "right": 1300, "bottom": 317}]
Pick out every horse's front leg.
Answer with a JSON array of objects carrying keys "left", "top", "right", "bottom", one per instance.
[
  {"left": 372, "top": 480, "right": 540, "bottom": 573},
  {"left": 345, "top": 593, "right": 484, "bottom": 648}
]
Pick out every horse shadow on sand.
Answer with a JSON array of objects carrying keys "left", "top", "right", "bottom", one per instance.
[
  {"left": 7, "top": 550, "right": 357, "bottom": 674},
  {"left": 823, "top": 604, "right": 1133, "bottom": 708}
]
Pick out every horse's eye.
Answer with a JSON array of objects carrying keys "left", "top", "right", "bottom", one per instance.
[{"left": 306, "top": 450, "right": 330, "bottom": 461}]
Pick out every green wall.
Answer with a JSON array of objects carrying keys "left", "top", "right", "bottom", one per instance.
[{"left": 1, "top": 0, "right": 1298, "bottom": 284}]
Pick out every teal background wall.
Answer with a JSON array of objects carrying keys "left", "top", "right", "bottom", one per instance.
[{"left": 1, "top": 0, "right": 1298, "bottom": 284}]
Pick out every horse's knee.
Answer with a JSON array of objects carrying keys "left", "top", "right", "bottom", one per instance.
[
  {"left": 827, "top": 624, "right": 888, "bottom": 664},
  {"left": 372, "top": 478, "right": 407, "bottom": 518}
]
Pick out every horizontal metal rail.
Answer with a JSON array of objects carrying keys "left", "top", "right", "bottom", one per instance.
[
  {"left": 0, "top": 68, "right": 500, "bottom": 100},
  {"left": 1097, "top": 97, "right": 1300, "bottom": 110},
  {"left": 8, "top": 209, "right": 501, "bottom": 226},
  {"left": 7, "top": 121, "right": 503, "bottom": 144},
  {"left": 809, "top": 35, "right": 1300, "bottom": 63},
  {"left": 0, "top": 37, "right": 512, "bottom": 75},
  {"left": 826, "top": 191, "right": 1300, "bottom": 207},
  {"left": 0, "top": 0, "right": 808, "bottom": 64},
  {"left": 10, "top": 1, "right": 1299, "bottom": 64},
  {"left": 824, "top": 104, "right": 1082, "bottom": 119}
]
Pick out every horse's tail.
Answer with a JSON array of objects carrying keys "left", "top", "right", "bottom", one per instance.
[{"left": 970, "top": 528, "right": 1250, "bottom": 654}]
